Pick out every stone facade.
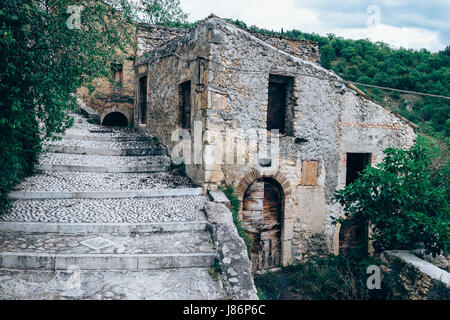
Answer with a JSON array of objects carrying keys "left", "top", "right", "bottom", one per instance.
[
  {"left": 134, "top": 16, "right": 417, "bottom": 267},
  {"left": 77, "top": 23, "right": 188, "bottom": 127}
]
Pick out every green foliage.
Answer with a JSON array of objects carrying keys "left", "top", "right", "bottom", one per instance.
[
  {"left": 255, "top": 254, "right": 389, "bottom": 300},
  {"left": 0, "top": 0, "right": 134, "bottom": 210},
  {"left": 126, "top": 0, "right": 188, "bottom": 25},
  {"left": 208, "top": 259, "right": 221, "bottom": 282},
  {"left": 333, "top": 137, "right": 449, "bottom": 256},
  {"left": 218, "top": 184, "right": 254, "bottom": 257}
]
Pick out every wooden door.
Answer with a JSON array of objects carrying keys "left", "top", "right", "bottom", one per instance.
[{"left": 242, "top": 179, "right": 282, "bottom": 272}]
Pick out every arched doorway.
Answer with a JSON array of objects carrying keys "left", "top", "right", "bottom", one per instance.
[
  {"left": 338, "top": 218, "right": 368, "bottom": 256},
  {"left": 242, "top": 178, "right": 283, "bottom": 272},
  {"left": 102, "top": 112, "right": 128, "bottom": 127}
]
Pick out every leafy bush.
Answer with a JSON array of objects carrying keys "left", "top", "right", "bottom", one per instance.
[
  {"left": 0, "top": 0, "right": 134, "bottom": 210},
  {"left": 333, "top": 137, "right": 449, "bottom": 256}
]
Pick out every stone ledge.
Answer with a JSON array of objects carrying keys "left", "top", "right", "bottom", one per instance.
[
  {"left": 208, "top": 191, "right": 230, "bottom": 209},
  {"left": 204, "top": 202, "right": 258, "bottom": 300},
  {"left": 383, "top": 250, "right": 450, "bottom": 286},
  {"left": 0, "top": 252, "right": 217, "bottom": 271}
]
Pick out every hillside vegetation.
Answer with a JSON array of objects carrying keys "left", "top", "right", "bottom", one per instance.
[{"left": 227, "top": 19, "right": 450, "bottom": 144}]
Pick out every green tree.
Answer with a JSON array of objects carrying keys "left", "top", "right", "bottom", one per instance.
[
  {"left": 131, "top": 0, "right": 188, "bottom": 25},
  {"left": 0, "top": 0, "right": 134, "bottom": 209},
  {"left": 333, "top": 137, "right": 449, "bottom": 256}
]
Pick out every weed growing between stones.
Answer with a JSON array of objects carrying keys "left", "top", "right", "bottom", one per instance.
[{"left": 218, "top": 184, "right": 254, "bottom": 258}]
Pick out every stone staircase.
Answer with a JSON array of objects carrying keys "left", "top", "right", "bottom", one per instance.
[{"left": 0, "top": 113, "right": 224, "bottom": 300}]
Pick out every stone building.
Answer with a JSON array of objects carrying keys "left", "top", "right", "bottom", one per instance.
[{"left": 132, "top": 16, "right": 417, "bottom": 271}]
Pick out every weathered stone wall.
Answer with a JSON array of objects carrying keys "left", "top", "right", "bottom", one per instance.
[
  {"left": 381, "top": 250, "right": 450, "bottom": 300},
  {"left": 202, "top": 18, "right": 416, "bottom": 265},
  {"left": 136, "top": 23, "right": 189, "bottom": 56},
  {"left": 136, "top": 23, "right": 210, "bottom": 183},
  {"left": 77, "top": 57, "right": 135, "bottom": 125},
  {"left": 248, "top": 31, "right": 320, "bottom": 64},
  {"left": 135, "top": 17, "right": 416, "bottom": 266}
]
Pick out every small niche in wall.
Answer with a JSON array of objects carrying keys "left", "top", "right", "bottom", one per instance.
[{"left": 300, "top": 160, "right": 319, "bottom": 186}]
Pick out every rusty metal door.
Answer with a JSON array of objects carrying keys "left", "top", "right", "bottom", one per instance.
[{"left": 242, "top": 179, "right": 282, "bottom": 272}]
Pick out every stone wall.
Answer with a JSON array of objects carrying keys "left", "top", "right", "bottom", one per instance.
[
  {"left": 381, "top": 250, "right": 450, "bottom": 300},
  {"left": 203, "top": 17, "right": 416, "bottom": 265},
  {"left": 249, "top": 31, "right": 320, "bottom": 64},
  {"left": 135, "top": 22, "right": 211, "bottom": 184},
  {"left": 136, "top": 17, "right": 417, "bottom": 266},
  {"left": 136, "top": 23, "right": 189, "bottom": 57}
]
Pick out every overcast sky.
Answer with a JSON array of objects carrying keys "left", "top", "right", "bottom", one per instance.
[{"left": 180, "top": 0, "right": 449, "bottom": 52}]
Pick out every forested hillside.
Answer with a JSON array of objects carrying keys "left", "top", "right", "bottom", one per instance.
[{"left": 228, "top": 19, "right": 450, "bottom": 143}]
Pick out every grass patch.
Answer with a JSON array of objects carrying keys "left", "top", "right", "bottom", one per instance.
[
  {"left": 218, "top": 184, "right": 254, "bottom": 257},
  {"left": 255, "top": 253, "right": 391, "bottom": 300}
]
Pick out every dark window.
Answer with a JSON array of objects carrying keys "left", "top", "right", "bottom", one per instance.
[
  {"left": 267, "top": 75, "right": 295, "bottom": 134},
  {"left": 179, "top": 81, "right": 191, "bottom": 129},
  {"left": 346, "top": 153, "right": 371, "bottom": 186},
  {"left": 111, "top": 64, "right": 123, "bottom": 86},
  {"left": 139, "top": 76, "right": 147, "bottom": 125}
]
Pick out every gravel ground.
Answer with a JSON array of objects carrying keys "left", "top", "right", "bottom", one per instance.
[
  {"left": 13, "top": 171, "right": 197, "bottom": 192},
  {"left": 1, "top": 197, "right": 207, "bottom": 223}
]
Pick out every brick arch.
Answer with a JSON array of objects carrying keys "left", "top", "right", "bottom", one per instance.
[{"left": 236, "top": 169, "right": 292, "bottom": 200}]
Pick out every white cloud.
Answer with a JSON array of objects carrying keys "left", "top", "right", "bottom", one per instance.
[
  {"left": 332, "top": 24, "right": 446, "bottom": 52},
  {"left": 180, "top": 0, "right": 447, "bottom": 52}
]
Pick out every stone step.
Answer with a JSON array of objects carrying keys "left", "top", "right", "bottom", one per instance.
[
  {"left": 0, "top": 196, "right": 207, "bottom": 224},
  {"left": 62, "top": 133, "right": 156, "bottom": 142},
  {"left": 0, "top": 230, "right": 215, "bottom": 255},
  {"left": 46, "top": 144, "right": 165, "bottom": 157},
  {"left": 0, "top": 231, "right": 217, "bottom": 271},
  {"left": 8, "top": 188, "right": 203, "bottom": 200},
  {"left": 0, "top": 221, "right": 209, "bottom": 234},
  {"left": 0, "top": 268, "right": 224, "bottom": 299},
  {"left": 38, "top": 153, "right": 170, "bottom": 173},
  {"left": 10, "top": 171, "right": 198, "bottom": 196}
]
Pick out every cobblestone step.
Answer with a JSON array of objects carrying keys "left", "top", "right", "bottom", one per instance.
[
  {"left": 0, "top": 231, "right": 216, "bottom": 255},
  {"left": 47, "top": 144, "right": 166, "bottom": 157},
  {"left": 0, "top": 221, "right": 209, "bottom": 234},
  {"left": 10, "top": 171, "right": 198, "bottom": 194},
  {"left": 8, "top": 188, "right": 203, "bottom": 200},
  {"left": 38, "top": 153, "right": 170, "bottom": 173},
  {"left": 0, "top": 268, "right": 224, "bottom": 299},
  {"left": 0, "top": 197, "right": 207, "bottom": 224},
  {"left": 0, "top": 231, "right": 217, "bottom": 271}
]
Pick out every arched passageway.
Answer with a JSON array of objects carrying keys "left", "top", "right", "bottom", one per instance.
[
  {"left": 242, "top": 178, "right": 283, "bottom": 272},
  {"left": 102, "top": 112, "right": 128, "bottom": 127},
  {"left": 339, "top": 218, "right": 368, "bottom": 256}
]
